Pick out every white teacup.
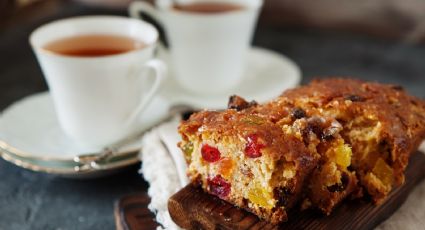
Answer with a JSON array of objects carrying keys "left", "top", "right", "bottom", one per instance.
[
  {"left": 30, "top": 16, "right": 166, "bottom": 148},
  {"left": 129, "top": 0, "right": 263, "bottom": 95}
]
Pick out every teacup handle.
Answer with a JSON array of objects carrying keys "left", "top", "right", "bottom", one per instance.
[
  {"left": 129, "top": 1, "right": 169, "bottom": 48},
  {"left": 129, "top": 1, "right": 161, "bottom": 23},
  {"left": 126, "top": 59, "right": 167, "bottom": 125}
]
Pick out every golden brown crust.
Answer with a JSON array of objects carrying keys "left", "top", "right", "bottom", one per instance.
[{"left": 180, "top": 110, "right": 317, "bottom": 163}]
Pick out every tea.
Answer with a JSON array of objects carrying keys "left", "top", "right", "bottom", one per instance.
[
  {"left": 173, "top": 2, "right": 243, "bottom": 14},
  {"left": 43, "top": 34, "right": 146, "bottom": 57}
]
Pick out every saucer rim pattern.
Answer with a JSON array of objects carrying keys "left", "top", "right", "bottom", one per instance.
[
  {"left": 0, "top": 139, "right": 141, "bottom": 175},
  {"left": 0, "top": 148, "right": 140, "bottom": 177}
]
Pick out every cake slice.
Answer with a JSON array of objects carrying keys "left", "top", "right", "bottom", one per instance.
[{"left": 178, "top": 109, "right": 319, "bottom": 223}]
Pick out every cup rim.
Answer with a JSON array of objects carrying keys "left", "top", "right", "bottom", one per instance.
[{"left": 29, "top": 15, "right": 159, "bottom": 60}]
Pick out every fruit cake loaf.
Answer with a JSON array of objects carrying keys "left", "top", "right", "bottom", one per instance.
[
  {"left": 178, "top": 109, "right": 319, "bottom": 223},
  {"left": 178, "top": 78, "right": 425, "bottom": 223}
]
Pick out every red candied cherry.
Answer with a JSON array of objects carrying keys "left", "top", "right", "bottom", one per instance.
[
  {"left": 201, "top": 144, "right": 221, "bottom": 162},
  {"left": 244, "top": 134, "right": 265, "bottom": 158},
  {"left": 207, "top": 175, "right": 231, "bottom": 198}
]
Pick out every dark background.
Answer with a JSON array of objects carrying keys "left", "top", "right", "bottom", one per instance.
[{"left": 0, "top": 0, "right": 424, "bottom": 229}]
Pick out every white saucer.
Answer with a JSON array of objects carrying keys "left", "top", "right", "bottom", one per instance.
[
  {"left": 160, "top": 47, "right": 301, "bottom": 109},
  {"left": 0, "top": 92, "right": 171, "bottom": 176}
]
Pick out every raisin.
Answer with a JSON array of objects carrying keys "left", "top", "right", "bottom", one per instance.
[
  {"left": 201, "top": 144, "right": 221, "bottom": 162},
  {"left": 244, "top": 134, "right": 265, "bottom": 158},
  {"left": 391, "top": 85, "right": 404, "bottom": 91},
  {"left": 274, "top": 187, "right": 292, "bottom": 207},
  {"left": 341, "top": 173, "right": 349, "bottom": 187},
  {"left": 208, "top": 175, "right": 231, "bottom": 198},
  {"left": 248, "top": 100, "right": 258, "bottom": 107},
  {"left": 327, "top": 172, "right": 349, "bottom": 193},
  {"left": 301, "top": 128, "right": 311, "bottom": 145},
  {"left": 322, "top": 121, "right": 342, "bottom": 141},
  {"left": 228, "top": 95, "right": 257, "bottom": 111},
  {"left": 306, "top": 117, "right": 324, "bottom": 138},
  {"left": 181, "top": 110, "right": 197, "bottom": 121},
  {"left": 344, "top": 94, "right": 365, "bottom": 102},
  {"left": 291, "top": 107, "right": 306, "bottom": 119}
]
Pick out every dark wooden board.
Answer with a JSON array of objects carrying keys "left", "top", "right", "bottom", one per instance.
[
  {"left": 114, "top": 193, "right": 159, "bottom": 230},
  {"left": 115, "top": 151, "right": 425, "bottom": 230}
]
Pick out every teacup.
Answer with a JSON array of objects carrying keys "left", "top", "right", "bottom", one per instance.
[
  {"left": 30, "top": 16, "right": 166, "bottom": 148},
  {"left": 129, "top": 0, "right": 263, "bottom": 95}
]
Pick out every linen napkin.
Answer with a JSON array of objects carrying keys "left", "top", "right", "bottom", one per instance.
[
  {"left": 139, "top": 116, "right": 185, "bottom": 230},
  {"left": 140, "top": 117, "right": 425, "bottom": 230}
]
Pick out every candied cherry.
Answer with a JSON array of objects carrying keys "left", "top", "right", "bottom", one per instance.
[
  {"left": 244, "top": 134, "right": 265, "bottom": 158},
  {"left": 207, "top": 175, "right": 231, "bottom": 198},
  {"left": 201, "top": 144, "right": 221, "bottom": 162}
]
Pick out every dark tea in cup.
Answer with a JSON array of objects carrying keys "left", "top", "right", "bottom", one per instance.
[
  {"left": 173, "top": 2, "right": 243, "bottom": 14},
  {"left": 43, "top": 34, "right": 147, "bottom": 57}
]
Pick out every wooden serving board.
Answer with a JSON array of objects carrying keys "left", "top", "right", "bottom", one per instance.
[
  {"left": 115, "top": 151, "right": 425, "bottom": 230},
  {"left": 114, "top": 193, "right": 159, "bottom": 230}
]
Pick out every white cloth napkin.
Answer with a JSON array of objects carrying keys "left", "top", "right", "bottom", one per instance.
[
  {"left": 140, "top": 118, "right": 425, "bottom": 230},
  {"left": 139, "top": 117, "right": 185, "bottom": 230}
]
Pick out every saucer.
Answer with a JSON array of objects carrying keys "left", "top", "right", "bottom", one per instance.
[
  {"left": 159, "top": 47, "right": 301, "bottom": 109},
  {"left": 0, "top": 92, "right": 171, "bottom": 177}
]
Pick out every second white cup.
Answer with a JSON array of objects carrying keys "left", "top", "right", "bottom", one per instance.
[{"left": 130, "top": 0, "right": 263, "bottom": 95}]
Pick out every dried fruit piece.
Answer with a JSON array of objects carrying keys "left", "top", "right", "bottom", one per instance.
[
  {"left": 208, "top": 175, "right": 231, "bottom": 198},
  {"left": 182, "top": 142, "right": 194, "bottom": 160},
  {"left": 228, "top": 95, "right": 258, "bottom": 111},
  {"left": 372, "top": 158, "right": 394, "bottom": 186},
  {"left": 327, "top": 172, "right": 349, "bottom": 193},
  {"left": 244, "top": 134, "right": 265, "bottom": 158},
  {"left": 241, "top": 115, "right": 265, "bottom": 125},
  {"left": 322, "top": 121, "right": 343, "bottom": 141},
  {"left": 218, "top": 157, "right": 234, "bottom": 179},
  {"left": 274, "top": 187, "right": 292, "bottom": 207},
  {"left": 201, "top": 144, "right": 221, "bottom": 162},
  {"left": 305, "top": 117, "right": 325, "bottom": 139},
  {"left": 345, "top": 94, "right": 365, "bottom": 102},
  {"left": 248, "top": 182, "right": 274, "bottom": 209},
  {"left": 291, "top": 107, "right": 306, "bottom": 119},
  {"left": 334, "top": 144, "right": 352, "bottom": 168}
]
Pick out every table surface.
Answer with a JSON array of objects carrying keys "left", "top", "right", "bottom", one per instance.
[{"left": 1, "top": 1, "right": 425, "bottom": 230}]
